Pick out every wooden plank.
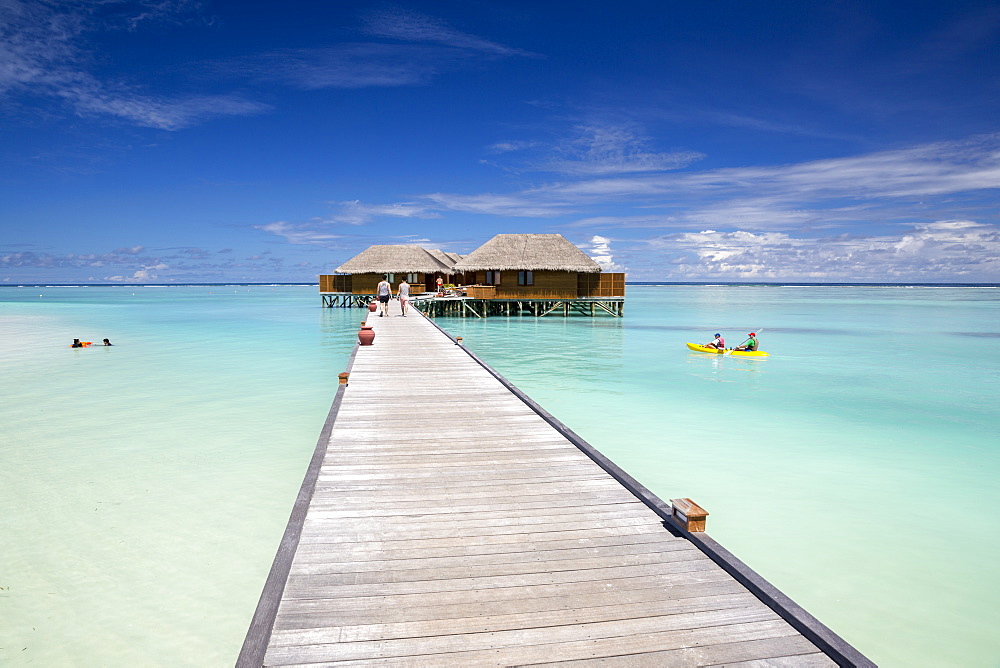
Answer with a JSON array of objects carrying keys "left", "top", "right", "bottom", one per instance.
[
  {"left": 293, "top": 522, "right": 668, "bottom": 551},
  {"left": 538, "top": 635, "right": 833, "bottom": 667},
  {"left": 280, "top": 559, "right": 724, "bottom": 600},
  {"left": 296, "top": 514, "right": 662, "bottom": 544},
  {"left": 288, "top": 546, "right": 706, "bottom": 583},
  {"left": 304, "top": 495, "right": 651, "bottom": 519},
  {"left": 269, "top": 592, "right": 763, "bottom": 646},
  {"left": 273, "top": 572, "right": 743, "bottom": 629},
  {"left": 305, "top": 485, "right": 634, "bottom": 507},
  {"left": 289, "top": 540, "right": 695, "bottom": 575},
  {"left": 290, "top": 529, "right": 680, "bottom": 562},
  {"left": 264, "top": 615, "right": 786, "bottom": 665}
]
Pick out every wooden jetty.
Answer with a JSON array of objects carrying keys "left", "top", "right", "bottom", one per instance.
[{"left": 239, "top": 310, "right": 872, "bottom": 666}]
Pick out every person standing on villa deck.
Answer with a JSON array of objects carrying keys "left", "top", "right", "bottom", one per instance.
[
  {"left": 376, "top": 275, "right": 392, "bottom": 317},
  {"left": 397, "top": 277, "right": 410, "bottom": 316},
  {"left": 436, "top": 276, "right": 443, "bottom": 295}
]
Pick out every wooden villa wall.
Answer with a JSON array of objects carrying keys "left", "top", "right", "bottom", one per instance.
[
  {"left": 463, "top": 271, "right": 625, "bottom": 298},
  {"left": 351, "top": 274, "right": 383, "bottom": 295},
  {"left": 325, "top": 273, "right": 447, "bottom": 294},
  {"left": 578, "top": 272, "right": 626, "bottom": 297},
  {"left": 319, "top": 274, "right": 352, "bottom": 293},
  {"left": 462, "top": 270, "right": 576, "bottom": 299}
]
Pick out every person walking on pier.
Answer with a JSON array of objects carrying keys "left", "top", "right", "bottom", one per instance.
[
  {"left": 376, "top": 275, "right": 392, "bottom": 317},
  {"left": 397, "top": 277, "right": 410, "bottom": 316}
]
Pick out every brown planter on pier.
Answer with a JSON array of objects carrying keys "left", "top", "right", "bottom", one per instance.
[{"left": 358, "top": 326, "right": 375, "bottom": 346}]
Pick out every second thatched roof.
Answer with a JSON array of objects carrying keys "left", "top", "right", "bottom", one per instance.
[
  {"left": 453, "top": 234, "right": 601, "bottom": 273},
  {"left": 427, "top": 249, "right": 464, "bottom": 269},
  {"left": 335, "top": 245, "right": 453, "bottom": 274}
]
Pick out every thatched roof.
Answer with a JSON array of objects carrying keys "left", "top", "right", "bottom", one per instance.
[
  {"left": 453, "top": 234, "right": 601, "bottom": 273},
  {"left": 336, "top": 245, "right": 453, "bottom": 274},
  {"left": 426, "top": 249, "right": 464, "bottom": 272}
]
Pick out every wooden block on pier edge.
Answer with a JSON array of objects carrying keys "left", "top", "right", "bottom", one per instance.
[{"left": 671, "top": 497, "right": 709, "bottom": 532}]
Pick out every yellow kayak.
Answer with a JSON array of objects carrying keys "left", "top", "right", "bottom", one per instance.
[{"left": 686, "top": 342, "right": 770, "bottom": 357}]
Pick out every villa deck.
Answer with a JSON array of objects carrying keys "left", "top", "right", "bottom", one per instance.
[{"left": 238, "top": 308, "right": 871, "bottom": 666}]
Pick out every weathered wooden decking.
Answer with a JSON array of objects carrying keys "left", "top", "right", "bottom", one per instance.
[{"left": 239, "top": 308, "right": 872, "bottom": 666}]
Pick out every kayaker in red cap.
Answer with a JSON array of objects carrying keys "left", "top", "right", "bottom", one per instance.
[{"left": 735, "top": 332, "right": 758, "bottom": 351}]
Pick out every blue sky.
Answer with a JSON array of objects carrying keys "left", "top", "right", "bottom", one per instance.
[{"left": 2, "top": 0, "right": 999, "bottom": 283}]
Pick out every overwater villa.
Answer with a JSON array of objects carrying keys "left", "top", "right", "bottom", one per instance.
[
  {"left": 320, "top": 233, "right": 625, "bottom": 317},
  {"left": 321, "top": 244, "right": 459, "bottom": 296}
]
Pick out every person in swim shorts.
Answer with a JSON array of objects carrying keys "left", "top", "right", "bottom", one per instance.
[{"left": 376, "top": 275, "right": 392, "bottom": 317}]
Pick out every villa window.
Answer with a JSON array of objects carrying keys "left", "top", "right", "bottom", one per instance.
[
  {"left": 407, "top": 273, "right": 418, "bottom": 283},
  {"left": 518, "top": 271, "right": 534, "bottom": 286},
  {"left": 486, "top": 270, "right": 501, "bottom": 285}
]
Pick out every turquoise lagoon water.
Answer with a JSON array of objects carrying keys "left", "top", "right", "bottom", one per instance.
[{"left": 1, "top": 284, "right": 998, "bottom": 666}]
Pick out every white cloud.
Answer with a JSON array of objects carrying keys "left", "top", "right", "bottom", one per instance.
[
  {"left": 64, "top": 84, "right": 269, "bottom": 130},
  {"left": 361, "top": 9, "right": 537, "bottom": 57},
  {"left": 586, "top": 235, "right": 626, "bottom": 271},
  {"left": 230, "top": 10, "right": 536, "bottom": 92},
  {"left": 485, "top": 123, "right": 704, "bottom": 177},
  {"left": 441, "top": 133, "right": 1000, "bottom": 240},
  {"left": 324, "top": 200, "right": 438, "bottom": 224},
  {"left": 238, "top": 44, "right": 448, "bottom": 90},
  {"left": 544, "top": 124, "right": 704, "bottom": 176},
  {"left": 0, "top": 0, "right": 266, "bottom": 129},
  {"left": 1, "top": 247, "right": 166, "bottom": 269},
  {"left": 638, "top": 220, "right": 1000, "bottom": 281},
  {"left": 424, "top": 192, "right": 570, "bottom": 217},
  {"left": 257, "top": 201, "right": 443, "bottom": 245},
  {"left": 255, "top": 221, "right": 343, "bottom": 245},
  {"left": 105, "top": 263, "right": 169, "bottom": 282},
  {"left": 546, "top": 133, "right": 1000, "bottom": 205},
  {"left": 487, "top": 140, "right": 540, "bottom": 154}
]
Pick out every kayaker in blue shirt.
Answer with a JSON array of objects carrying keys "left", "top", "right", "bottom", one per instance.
[{"left": 735, "top": 332, "right": 758, "bottom": 351}]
